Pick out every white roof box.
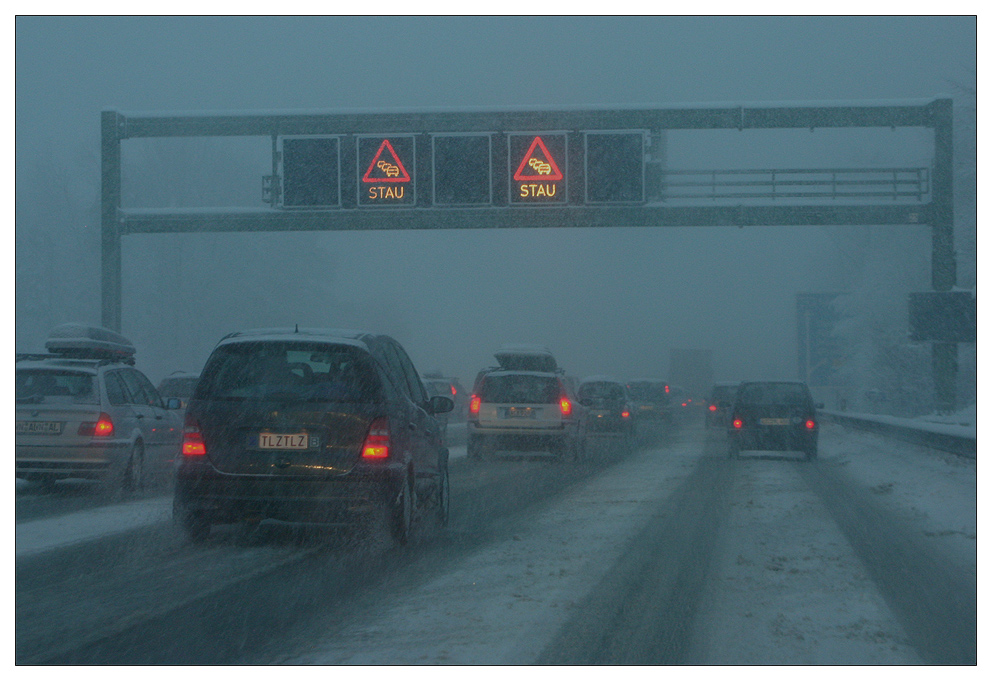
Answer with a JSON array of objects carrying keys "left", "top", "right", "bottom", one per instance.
[
  {"left": 494, "top": 345, "right": 558, "bottom": 372},
  {"left": 45, "top": 323, "right": 136, "bottom": 360}
]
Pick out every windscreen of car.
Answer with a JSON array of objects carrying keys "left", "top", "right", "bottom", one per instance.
[
  {"left": 195, "top": 342, "right": 383, "bottom": 403},
  {"left": 711, "top": 385, "right": 738, "bottom": 402},
  {"left": 579, "top": 382, "right": 626, "bottom": 402},
  {"left": 481, "top": 374, "right": 561, "bottom": 404},
  {"left": 738, "top": 383, "right": 810, "bottom": 406},
  {"left": 16, "top": 369, "right": 98, "bottom": 405},
  {"left": 626, "top": 383, "right": 670, "bottom": 404},
  {"left": 158, "top": 377, "right": 199, "bottom": 399}
]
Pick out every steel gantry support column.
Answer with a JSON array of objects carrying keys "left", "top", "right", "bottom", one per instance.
[
  {"left": 929, "top": 98, "right": 958, "bottom": 412},
  {"left": 101, "top": 111, "right": 124, "bottom": 332}
]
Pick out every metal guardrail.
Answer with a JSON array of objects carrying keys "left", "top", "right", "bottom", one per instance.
[
  {"left": 821, "top": 410, "right": 976, "bottom": 458},
  {"left": 656, "top": 167, "right": 929, "bottom": 201}
]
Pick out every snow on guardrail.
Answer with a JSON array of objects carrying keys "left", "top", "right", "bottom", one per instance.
[{"left": 821, "top": 410, "right": 976, "bottom": 459}]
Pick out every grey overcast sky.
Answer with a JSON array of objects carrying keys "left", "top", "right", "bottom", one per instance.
[{"left": 13, "top": 15, "right": 978, "bottom": 387}]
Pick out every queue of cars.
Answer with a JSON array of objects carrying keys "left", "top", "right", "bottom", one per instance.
[{"left": 17, "top": 325, "right": 822, "bottom": 545}]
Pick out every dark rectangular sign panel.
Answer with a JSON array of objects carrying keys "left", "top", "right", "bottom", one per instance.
[
  {"left": 508, "top": 133, "right": 567, "bottom": 205},
  {"left": 909, "top": 291, "right": 976, "bottom": 342},
  {"left": 282, "top": 137, "right": 341, "bottom": 208},
  {"left": 433, "top": 134, "right": 492, "bottom": 206},
  {"left": 357, "top": 135, "right": 416, "bottom": 207},
  {"left": 584, "top": 131, "right": 645, "bottom": 204}
]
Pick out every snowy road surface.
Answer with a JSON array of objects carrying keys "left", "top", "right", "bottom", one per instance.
[{"left": 15, "top": 420, "right": 976, "bottom": 664}]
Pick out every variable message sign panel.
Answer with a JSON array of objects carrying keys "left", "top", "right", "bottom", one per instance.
[
  {"left": 281, "top": 137, "right": 341, "bottom": 208},
  {"left": 508, "top": 133, "right": 567, "bottom": 205},
  {"left": 433, "top": 134, "right": 492, "bottom": 206},
  {"left": 585, "top": 131, "right": 645, "bottom": 204},
  {"left": 357, "top": 135, "right": 415, "bottom": 207}
]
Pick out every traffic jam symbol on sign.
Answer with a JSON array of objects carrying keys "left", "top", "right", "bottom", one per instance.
[
  {"left": 512, "top": 135, "right": 565, "bottom": 203},
  {"left": 361, "top": 138, "right": 413, "bottom": 204}
]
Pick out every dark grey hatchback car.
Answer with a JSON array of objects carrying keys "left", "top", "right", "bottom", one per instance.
[{"left": 173, "top": 328, "right": 453, "bottom": 544}]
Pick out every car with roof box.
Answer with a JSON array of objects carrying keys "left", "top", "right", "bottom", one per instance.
[
  {"left": 466, "top": 346, "right": 585, "bottom": 461},
  {"left": 172, "top": 327, "right": 453, "bottom": 544},
  {"left": 16, "top": 324, "right": 184, "bottom": 493}
]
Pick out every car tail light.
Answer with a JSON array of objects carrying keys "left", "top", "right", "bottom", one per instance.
[
  {"left": 469, "top": 395, "right": 481, "bottom": 414},
  {"left": 560, "top": 397, "right": 573, "bottom": 417},
  {"left": 362, "top": 417, "right": 390, "bottom": 459},
  {"left": 79, "top": 413, "right": 114, "bottom": 437},
  {"left": 182, "top": 416, "right": 206, "bottom": 457},
  {"left": 664, "top": 385, "right": 670, "bottom": 393},
  {"left": 621, "top": 410, "right": 630, "bottom": 419},
  {"left": 708, "top": 404, "right": 718, "bottom": 412},
  {"left": 732, "top": 418, "right": 743, "bottom": 429},
  {"left": 805, "top": 419, "right": 816, "bottom": 430},
  {"left": 450, "top": 384, "right": 457, "bottom": 396}
]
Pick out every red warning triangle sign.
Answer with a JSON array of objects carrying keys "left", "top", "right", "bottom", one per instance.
[
  {"left": 362, "top": 139, "right": 411, "bottom": 183},
  {"left": 513, "top": 136, "right": 564, "bottom": 181}
]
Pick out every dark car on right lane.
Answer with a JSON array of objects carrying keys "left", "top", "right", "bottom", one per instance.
[{"left": 727, "top": 381, "right": 820, "bottom": 460}]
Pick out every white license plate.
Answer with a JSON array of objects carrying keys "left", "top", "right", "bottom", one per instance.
[
  {"left": 16, "top": 421, "right": 63, "bottom": 435},
  {"left": 502, "top": 407, "right": 536, "bottom": 419},
  {"left": 258, "top": 432, "right": 310, "bottom": 450},
  {"left": 760, "top": 418, "right": 790, "bottom": 426}
]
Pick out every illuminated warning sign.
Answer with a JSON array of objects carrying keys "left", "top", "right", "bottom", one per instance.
[
  {"left": 358, "top": 136, "right": 415, "bottom": 206},
  {"left": 509, "top": 134, "right": 566, "bottom": 204}
]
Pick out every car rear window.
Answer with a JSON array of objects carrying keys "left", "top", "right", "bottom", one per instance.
[
  {"left": 738, "top": 383, "right": 810, "bottom": 406},
  {"left": 579, "top": 382, "right": 626, "bottom": 401},
  {"left": 158, "top": 377, "right": 199, "bottom": 399},
  {"left": 195, "top": 342, "right": 383, "bottom": 403},
  {"left": 16, "top": 370, "right": 98, "bottom": 405},
  {"left": 627, "top": 383, "right": 669, "bottom": 404},
  {"left": 480, "top": 374, "right": 561, "bottom": 404}
]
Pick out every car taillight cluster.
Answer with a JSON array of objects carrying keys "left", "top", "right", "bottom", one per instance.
[
  {"left": 708, "top": 404, "right": 718, "bottom": 412},
  {"left": 469, "top": 395, "right": 481, "bottom": 414},
  {"left": 805, "top": 419, "right": 816, "bottom": 430},
  {"left": 361, "top": 417, "right": 390, "bottom": 459},
  {"left": 182, "top": 416, "right": 206, "bottom": 457},
  {"left": 559, "top": 397, "right": 573, "bottom": 417},
  {"left": 732, "top": 418, "right": 744, "bottom": 429},
  {"left": 621, "top": 410, "right": 630, "bottom": 419},
  {"left": 79, "top": 413, "right": 114, "bottom": 437}
]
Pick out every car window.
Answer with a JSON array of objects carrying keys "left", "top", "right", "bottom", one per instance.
[
  {"left": 195, "top": 341, "right": 382, "bottom": 403},
  {"left": 134, "top": 371, "right": 165, "bottom": 408},
  {"left": 377, "top": 342, "right": 413, "bottom": 400},
  {"left": 738, "top": 383, "right": 810, "bottom": 406},
  {"left": 104, "top": 371, "right": 130, "bottom": 406},
  {"left": 481, "top": 375, "right": 561, "bottom": 404},
  {"left": 15, "top": 369, "right": 99, "bottom": 405},
  {"left": 627, "top": 383, "right": 669, "bottom": 404},
  {"left": 392, "top": 342, "right": 428, "bottom": 404},
  {"left": 119, "top": 369, "right": 152, "bottom": 407}
]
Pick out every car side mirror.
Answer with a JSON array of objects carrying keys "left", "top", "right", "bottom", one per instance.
[
  {"left": 166, "top": 397, "right": 183, "bottom": 410},
  {"left": 429, "top": 395, "right": 454, "bottom": 415}
]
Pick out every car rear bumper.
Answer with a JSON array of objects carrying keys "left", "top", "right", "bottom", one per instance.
[
  {"left": 15, "top": 441, "right": 130, "bottom": 480},
  {"left": 173, "top": 465, "right": 402, "bottom": 525},
  {"left": 729, "top": 428, "right": 817, "bottom": 451}
]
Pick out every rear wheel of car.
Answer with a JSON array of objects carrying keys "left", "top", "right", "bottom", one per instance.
[
  {"left": 467, "top": 434, "right": 489, "bottom": 461},
  {"left": 436, "top": 463, "right": 450, "bottom": 527},
  {"left": 181, "top": 511, "right": 211, "bottom": 543},
  {"left": 121, "top": 441, "right": 144, "bottom": 494},
  {"left": 390, "top": 473, "right": 413, "bottom": 545}
]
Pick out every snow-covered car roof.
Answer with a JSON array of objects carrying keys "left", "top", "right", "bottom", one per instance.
[
  {"left": 215, "top": 327, "right": 371, "bottom": 350},
  {"left": 580, "top": 375, "right": 625, "bottom": 386}
]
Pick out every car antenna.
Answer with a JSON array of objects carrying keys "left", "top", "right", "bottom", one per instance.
[{"left": 295, "top": 324, "right": 299, "bottom": 333}]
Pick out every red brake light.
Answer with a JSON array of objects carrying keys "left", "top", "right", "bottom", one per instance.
[
  {"left": 621, "top": 410, "right": 630, "bottom": 419},
  {"left": 732, "top": 418, "right": 743, "bottom": 429},
  {"left": 469, "top": 395, "right": 481, "bottom": 414},
  {"left": 708, "top": 404, "right": 718, "bottom": 412},
  {"left": 450, "top": 385, "right": 457, "bottom": 396},
  {"left": 79, "top": 413, "right": 114, "bottom": 437},
  {"left": 805, "top": 419, "right": 816, "bottom": 430},
  {"left": 560, "top": 397, "right": 573, "bottom": 417},
  {"left": 362, "top": 417, "right": 390, "bottom": 459},
  {"left": 664, "top": 385, "right": 670, "bottom": 393},
  {"left": 182, "top": 417, "right": 206, "bottom": 457}
]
